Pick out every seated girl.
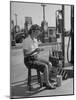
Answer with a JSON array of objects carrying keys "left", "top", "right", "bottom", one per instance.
[{"left": 23, "top": 24, "right": 56, "bottom": 89}]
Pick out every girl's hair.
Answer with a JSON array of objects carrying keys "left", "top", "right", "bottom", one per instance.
[{"left": 28, "top": 24, "right": 40, "bottom": 35}]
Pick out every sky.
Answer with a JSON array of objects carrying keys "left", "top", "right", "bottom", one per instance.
[{"left": 11, "top": 2, "right": 71, "bottom": 30}]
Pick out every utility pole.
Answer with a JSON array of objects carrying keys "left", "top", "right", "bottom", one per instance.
[
  {"left": 11, "top": 20, "right": 16, "bottom": 46},
  {"left": 41, "top": 4, "right": 46, "bottom": 21},
  {"left": 62, "top": 5, "right": 65, "bottom": 67},
  {"left": 24, "top": 17, "right": 28, "bottom": 37},
  {"left": 15, "top": 13, "right": 18, "bottom": 26}
]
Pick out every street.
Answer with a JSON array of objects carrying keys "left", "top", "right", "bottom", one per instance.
[{"left": 10, "top": 38, "right": 73, "bottom": 98}]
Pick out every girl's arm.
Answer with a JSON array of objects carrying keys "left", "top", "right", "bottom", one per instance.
[{"left": 23, "top": 48, "right": 39, "bottom": 57}]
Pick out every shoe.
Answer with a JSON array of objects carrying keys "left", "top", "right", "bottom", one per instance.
[
  {"left": 43, "top": 82, "right": 47, "bottom": 87},
  {"left": 50, "top": 79, "right": 57, "bottom": 86},
  {"left": 50, "top": 81, "right": 57, "bottom": 86},
  {"left": 27, "top": 85, "right": 34, "bottom": 91},
  {"left": 46, "top": 83, "right": 56, "bottom": 89}
]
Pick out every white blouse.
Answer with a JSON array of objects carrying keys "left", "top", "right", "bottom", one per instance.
[{"left": 23, "top": 35, "right": 38, "bottom": 55}]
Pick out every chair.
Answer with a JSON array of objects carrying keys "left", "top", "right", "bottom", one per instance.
[
  {"left": 23, "top": 50, "right": 43, "bottom": 90},
  {"left": 27, "top": 64, "right": 43, "bottom": 90}
]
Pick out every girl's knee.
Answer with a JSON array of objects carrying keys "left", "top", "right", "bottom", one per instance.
[
  {"left": 44, "top": 64, "right": 49, "bottom": 71},
  {"left": 49, "top": 62, "right": 52, "bottom": 66}
]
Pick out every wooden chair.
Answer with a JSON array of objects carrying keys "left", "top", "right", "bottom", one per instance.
[
  {"left": 27, "top": 64, "right": 43, "bottom": 90},
  {"left": 23, "top": 50, "right": 43, "bottom": 90}
]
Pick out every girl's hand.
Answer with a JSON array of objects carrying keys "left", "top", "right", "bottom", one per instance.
[
  {"left": 35, "top": 48, "right": 40, "bottom": 52},
  {"left": 40, "top": 48, "right": 44, "bottom": 51},
  {"left": 36, "top": 48, "right": 44, "bottom": 53}
]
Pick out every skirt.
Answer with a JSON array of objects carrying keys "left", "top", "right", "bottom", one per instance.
[{"left": 24, "top": 55, "right": 46, "bottom": 73}]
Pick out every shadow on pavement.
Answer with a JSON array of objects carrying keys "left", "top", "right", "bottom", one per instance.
[{"left": 10, "top": 75, "right": 46, "bottom": 99}]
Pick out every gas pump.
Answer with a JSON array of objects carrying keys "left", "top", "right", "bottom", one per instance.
[
  {"left": 49, "top": 5, "right": 74, "bottom": 80},
  {"left": 49, "top": 8, "right": 64, "bottom": 68},
  {"left": 70, "top": 5, "right": 74, "bottom": 65},
  {"left": 41, "top": 4, "right": 49, "bottom": 43},
  {"left": 63, "top": 5, "right": 74, "bottom": 65},
  {"left": 41, "top": 20, "right": 49, "bottom": 43},
  {"left": 24, "top": 17, "right": 32, "bottom": 37},
  {"left": 54, "top": 5, "right": 74, "bottom": 66},
  {"left": 56, "top": 10, "right": 62, "bottom": 34}
]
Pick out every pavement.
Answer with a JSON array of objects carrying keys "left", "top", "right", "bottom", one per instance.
[
  {"left": 10, "top": 41, "right": 74, "bottom": 98},
  {"left": 11, "top": 78, "right": 73, "bottom": 99}
]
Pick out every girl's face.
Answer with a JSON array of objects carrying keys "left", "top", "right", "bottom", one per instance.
[{"left": 31, "top": 30, "right": 40, "bottom": 38}]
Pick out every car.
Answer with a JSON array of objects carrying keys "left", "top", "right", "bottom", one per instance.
[{"left": 15, "top": 32, "right": 25, "bottom": 43}]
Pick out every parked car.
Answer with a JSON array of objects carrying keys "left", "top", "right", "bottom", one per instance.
[{"left": 15, "top": 32, "right": 25, "bottom": 43}]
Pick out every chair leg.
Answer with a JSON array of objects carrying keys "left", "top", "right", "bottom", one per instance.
[
  {"left": 37, "top": 70, "right": 43, "bottom": 87},
  {"left": 28, "top": 68, "right": 31, "bottom": 90}
]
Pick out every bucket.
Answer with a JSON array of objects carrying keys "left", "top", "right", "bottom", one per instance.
[{"left": 56, "top": 75, "right": 62, "bottom": 87}]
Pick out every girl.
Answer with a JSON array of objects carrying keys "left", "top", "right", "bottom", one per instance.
[{"left": 23, "top": 24, "right": 56, "bottom": 89}]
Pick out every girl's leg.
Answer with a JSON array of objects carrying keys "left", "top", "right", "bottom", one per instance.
[
  {"left": 43, "top": 64, "right": 51, "bottom": 86},
  {"left": 37, "top": 58, "right": 52, "bottom": 74},
  {"left": 43, "top": 64, "right": 56, "bottom": 88},
  {"left": 33, "top": 60, "right": 55, "bottom": 88}
]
